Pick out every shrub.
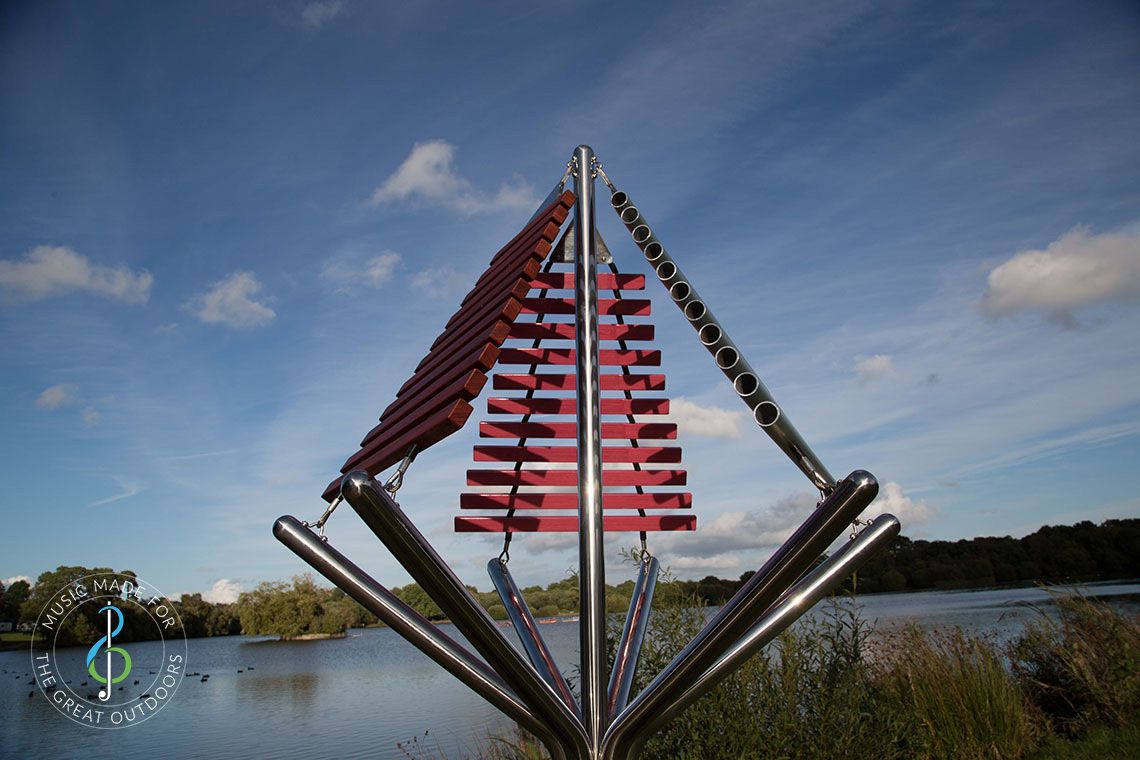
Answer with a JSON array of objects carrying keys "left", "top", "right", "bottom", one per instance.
[{"left": 1010, "top": 594, "right": 1140, "bottom": 735}]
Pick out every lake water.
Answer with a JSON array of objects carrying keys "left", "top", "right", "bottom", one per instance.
[{"left": 3, "top": 581, "right": 1137, "bottom": 760}]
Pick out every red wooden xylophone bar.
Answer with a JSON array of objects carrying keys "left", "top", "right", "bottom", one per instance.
[
  {"left": 321, "top": 191, "right": 575, "bottom": 501},
  {"left": 456, "top": 259, "right": 695, "bottom": 533}
]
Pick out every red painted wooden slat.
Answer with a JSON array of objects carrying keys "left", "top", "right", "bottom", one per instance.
[
  {"left": 454, "top": 515, "right": 696, "bottom": 533},
  {"left": 493, "top": 374, "right": 666, "bottom": 391},
  {"left": 478, "top": 421, "right": 676, "bottom": 439},
  {"left": 479, "top": 220, "right": 561, "bottom": 279},
  {"left": 346, "top": 396, "right": 475, "bottom": 471},
  {"left": 397, "top": 341, "right": 500, "bottom": 397},
  {"left": 505, "top": 323, "right": 655, "bottom": 341},
  {"left": 460, "top": 492, "right": 691, "bottom": 510},
  {"left": 486, "top": 397, "right": 669, "bottom": 415},
  {"left": 485, "top": 194, "right": 572, "bottom": 268},
  {"left": 362, "top": 369, "right": 486, "bottom": 445},
  {"left": 449, "top": 275, "right": 533, "bottom": 329},
  {"left": 466, "top": 469, "right": 687, "bottom": 487},
  {"left": 324, "top": 399, "right": 473, "bottom": 500},
  {"left": 455, "top": 236, "right": 551, "bottom": 318},
  {"left": 497, "top": 348, "right": 661, "bottom": 366},
  {"left": 472, "top": 445, "right": 682, "bottom": 463},
  {"left": 427, "top": 297, "right": 523, "bottom": 355},
  {"left": 529, "top": 272, "right": 644, "bottom": 290},
  {"left": 519, "top": 298, "right": 651, "bottom": 316}
]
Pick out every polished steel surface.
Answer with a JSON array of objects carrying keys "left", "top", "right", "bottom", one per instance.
[
  {"left": 340, "top": 472, "right": 588, "bottom": 757},
  {"left": 601, "top": 470, "right": 879, "bottom": 759},
  {"left": 607, "top": 555, "right": 659, "bottom": 716},
  {"left": 270, "top": 515, "right": 565, "bottom": 758},
  {"left": 608, "top": 191, "right": 835, "bottom": 493},
  {"left": 572, "top": 144, "right": 609, "bottom": 752},
  {"left": 487, "top": 558, "right": 578, "bottom": 713},
  {"left": 626, "top": 514, "right": 902, "bottom": 755}
]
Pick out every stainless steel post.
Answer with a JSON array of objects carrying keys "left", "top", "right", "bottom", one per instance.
[
  {"left": 573, "top": 144, "right": 608, "bottom": 752},
  {"left": 340, "top": 473, "right": 588, "bottom": 757},
  {"left": 488, "top": 558, "right": 578, "bottom": 714},
  {"left": 272, "top": 516, "right": 567, "bottom": 759},
  {"left": 623, "top": 514, "right": 901, "bottom": 757},
  {"left": 607, "top": 555, "right": 659, "bottom": 715},
  {"left": 601, "top": 470, "right": 879, "bottom": 759}
]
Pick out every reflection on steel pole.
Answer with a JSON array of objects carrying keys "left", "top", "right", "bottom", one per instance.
[
  {"left": 608, "top": 555, "right": 659, "bottom": 715},
  {"left": 573, "top": 143, "right": 608, "bottom": 752},
  {"left": 271, "top": 516, "right": 566, "bottom": 759},
  {"left": 625, "top": 514, "right": 902, "bottom": 757}
]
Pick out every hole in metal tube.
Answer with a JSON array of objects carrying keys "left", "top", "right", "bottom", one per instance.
[
  {"left": 611, "top": 192, "right": 628, "bottom": 208},
  {"left": 644, "top": 242, "right": 664, "bottom": 261},
  {"left": 715, "top": 346, "right": 739, "bottom": 370},
  {"left": 755, "top": 401, "right": 780, "bottom": 427},
  {"left": 620, "top": 207, "right": 640, "bottom": 225},
  {"left": 699, "top": 324, "right": 721, "bottom": 346},
  {"left": 670, "top": 281, "right": 691, "bottom": 302},
  {"left": 734, "top": 372, "right": 758, "bottom": 396},
  {"left": 632, "top": 225, "right": 651, "bottom": 244},
  {"left": 655, "top": 261, "right": 677, "bottom": 281},
  {"left": 684, "top": 300, "right": 706, "bottom": 321}
]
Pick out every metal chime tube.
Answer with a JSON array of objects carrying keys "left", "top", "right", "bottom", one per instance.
[
  {"left": 339, "top": 473, "right": 588, "bottom": 757},
  {"left": 602, "top": 470, "right": 878, "bottom": 759},
  {"left": 608, "top": 191, "right": 835, "bottom": 493},
  {"left": 271, "top": 516, "right": 565, "bottom": 758},
  {"left": 573, "top": 144, "right": 609, "bottom": 752},
  {"left": 487, "top": 559, "right": 578, "bottom": 713},
  {"left": 625, "top": 514, "right": 902, "bottom": 756},
  {"left": 607, "top": 555, "right": 660, "bottom": 716}
]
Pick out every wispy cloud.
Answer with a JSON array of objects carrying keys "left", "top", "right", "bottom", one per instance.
[
  {"left": 82, "top": 406, "right": 101, "bottom": 426},
  {"left": 411, "top": 266, "right": 471, "bottom": 297},
  {"left": 185, "top": 271, "right": 276, "bottom": 328},
  {"left": 983, "top": 226, "right": 1140, "bottom": 325},
  {"left": 3, "top": 575, "right": 31, "bottom": 587},
  {"left": 36, "top": 383, "right": 79, "bottom": 409},
  {"left": 321, "top": 250, "right": 402, "bottom": 290},
  {"left": 0, "top": 246, "right": 152, "bottom": 304},
  {"left": 368, "top": 140, "right": 536, "bottom": 214},
  {"left": 88, "top": 477, "right": 145, "bottom": 507},
  {"left": 166, "top": 449, "right": 239, "bottom": 461},
  {"left": 854, "top": 354, "right": 894, "bottom": 385},
  {"left": 301, "top": 0, "right": 346, "bottom": 29}
]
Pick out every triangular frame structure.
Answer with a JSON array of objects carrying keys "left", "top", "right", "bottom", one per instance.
[{"left": 274, "top": 146, "right": 901, "bottom": 760}]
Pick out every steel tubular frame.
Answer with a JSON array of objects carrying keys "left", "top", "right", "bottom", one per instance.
[{"left": 273, "top": 146, "right": 900, "bottom": 760}]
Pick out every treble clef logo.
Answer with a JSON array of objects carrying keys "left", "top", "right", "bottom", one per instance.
[{"left": 85, "top": 604, "right": 132, "bottom": 701}]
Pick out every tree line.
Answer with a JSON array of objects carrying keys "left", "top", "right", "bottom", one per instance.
[{"left": 3, "top": 518, "right": 1135, "bottom": 640}]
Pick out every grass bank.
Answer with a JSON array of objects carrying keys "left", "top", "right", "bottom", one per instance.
[{"left": 471, "top": 588, "right": 1137, "bottom": 760}]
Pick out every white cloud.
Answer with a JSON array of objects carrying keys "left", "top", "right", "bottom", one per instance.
[
  {"left": 3, "top": 576, "right": 31, "bottom": 588},
  {"left": 0, "top": 245, "right": 152, "bottom": 304},
  {"left": 301, "top": 0, "right": 346, "bottom": 28},
  {"left": 82, "top": 406, "right": 101, "bottom": 426},
  {"left": 854, "top": 354, "right": 894, "bottom": 385},
  {"left": 321, "top": 250, "right": 402, "bottom": 289},
  {"left": 983, "top": 226, "right": 1140, "bottom": 324},
  {"left": 669, "top": 553, "right": 743, "bottom": 571},
  {"left": 863, "top": 481, "right": 936, "bottom": 525},
  {"left": 185, "top": 271, "right": 276, "bottom": 328},
  {"left": 662, "top": 397, "right": 746, "bottom": 438},
  {"left": 201, "top": 578, "right": 243, "bottom": 604},
  {"left": 368, "top": 140, "right": 536, "bottom": 215},
  {"left": 412, "top": 266, "right": 471, "bottom": 297},
  {"left": 36, "top": 383, "right": 78, "bottom": 409}
]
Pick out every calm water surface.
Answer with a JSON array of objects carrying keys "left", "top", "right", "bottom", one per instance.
[{"left": 3, "top": 581, "right": 1136, "bottom": 760}]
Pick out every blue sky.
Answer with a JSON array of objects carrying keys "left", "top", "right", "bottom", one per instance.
[{"left": 2, "top": 0, "right": 1138, "bottom": 602}]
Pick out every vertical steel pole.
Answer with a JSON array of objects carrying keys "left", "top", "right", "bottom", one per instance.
[{"left": 573, "top": 144, "right": 607, "bottom": 754}]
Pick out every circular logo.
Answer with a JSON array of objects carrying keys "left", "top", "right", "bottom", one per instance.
[{"left": 29, "top": 573, "right": 188, "bottom": 729}]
